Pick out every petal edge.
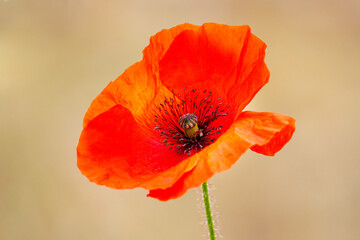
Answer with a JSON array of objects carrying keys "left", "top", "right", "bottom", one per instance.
[{"left": 148, "top": 111, "right": 295, "bottom": 200}]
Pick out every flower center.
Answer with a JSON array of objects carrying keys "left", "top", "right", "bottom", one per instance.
[{"left": 154, "top": 88, "right": 228, "bottom": 155}]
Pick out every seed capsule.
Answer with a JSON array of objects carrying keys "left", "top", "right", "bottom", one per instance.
[{"left": 178, "top": 113, "right": 198, "bottom": 139}]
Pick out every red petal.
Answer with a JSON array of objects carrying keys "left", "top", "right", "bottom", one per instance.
[
  {"left": 159, "top": 23, "right": 269, "bottom": 114},
  {"left": 82, "top": 60, "right": 171, "bottom": 131},
  {"left": 147, "top": 170, "right": 195, "bottom": 201},
  {"left": 82, "top": 23, "right": 267, "bottom": 130},
  {"left": 244, "top": 112, "right": 296, "bottom": 156},
  {"left": 143, "top": 23, "right": 200, "bottom": 75},
  {"left": 148, "top": 111, "right": 295, "bottom": 200},
  {"left": 77, "top": 104, "right": 198, "bottom": 190}
]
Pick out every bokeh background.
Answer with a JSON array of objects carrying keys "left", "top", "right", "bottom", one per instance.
[{"left": 1, "top": 0, "right": 359, "bottom": 239}]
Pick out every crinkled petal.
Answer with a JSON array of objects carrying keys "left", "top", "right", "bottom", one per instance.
[
  {"left": 148, "top": 111, "right": 295, "bottom": 200},
  {"left": 83, "top": 23, "right": 268, "bottom": 129},
  {"left": 244, "top": 112, "right": 296, "bottom": 156},
  {"left": 82, "top": 61, "right": 170, "bottom": 130},
  {"left": 143, "top": 23, "right": 200, "bottom": 75},
  {"left": 159, "top": 23, "right": 269, "bottom": 115},
  {"left": 83, "top": 24, "right": 201, "bottom": 129},
  {"left": 77, "top": 104, "right": 198, "bottom": 190}
]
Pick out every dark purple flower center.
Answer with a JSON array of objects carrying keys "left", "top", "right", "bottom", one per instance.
[{"left": 154, "top": 88, "right": 228, "bottom": 155}]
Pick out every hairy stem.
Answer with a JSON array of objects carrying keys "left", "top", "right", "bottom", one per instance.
[{"left": 202, "top": 182, "right": 216, "bottom": 240}]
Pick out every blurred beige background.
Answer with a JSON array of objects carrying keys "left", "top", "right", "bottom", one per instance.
[{"left": 1, "top": 0, "right": 359, "bottom": 239}]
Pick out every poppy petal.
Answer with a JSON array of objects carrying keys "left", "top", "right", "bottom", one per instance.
[
  {"left": 82, "top": 60, "right": 171, "bottom": 130},
  {"left": 158, "top": 23, "right": 269, "bottom": 114},
  {"left": 83, "top": 24, "right": 202, "bottom": 130},
  {"left": 77, "top": 104, "right": 199, "bottom": 190},
  {"left": 143, "top": 23, "right": 200, "bottom": 74},
  {"left": 243, "top": 111, "right": 296, "bottom": 156},
  {"left": 148, "top": 111, "right": 295, "bottom": 200}
]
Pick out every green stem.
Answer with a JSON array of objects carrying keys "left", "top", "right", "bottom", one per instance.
[{"left": 202, "top": 182, "right": 216, "bottom": 240}]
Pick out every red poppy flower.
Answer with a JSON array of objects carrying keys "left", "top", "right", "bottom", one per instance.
[{"left": 77, "top": 23, "right": 295, "bottom": 201}]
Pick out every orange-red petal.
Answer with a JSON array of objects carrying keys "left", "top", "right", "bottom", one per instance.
[
  {"left": 78, "top": 104, "right": 200, "bottom": 190},
  {"left": 82, "top": 60, "right": 171, "bottom": 130},
  {"left": 142, "top": 23, "right": 200, "bottom": 75},
  {"left": 82, "top": 24, "right": 201, "bottom": 130},
  {"left": 158, "top": 23, "right": 269, "bottom": 115},
  {"left": 148, "top": 111, "right": 295, "bottom": 201},
  {"left": 243, "top": 111, "right": 296, "bottom": 156}
]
